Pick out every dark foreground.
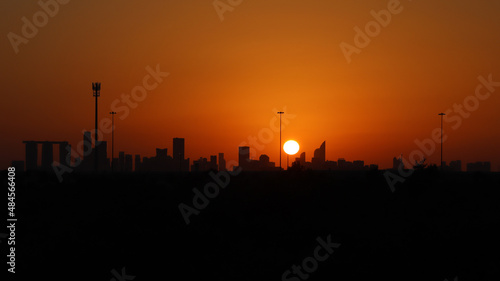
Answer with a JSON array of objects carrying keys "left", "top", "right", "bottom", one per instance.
[{"left": 3, "top": 170, "right": 500, "bottom": 280}]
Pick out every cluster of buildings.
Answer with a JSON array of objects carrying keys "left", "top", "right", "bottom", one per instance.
[
  {"left": 191, "top": 153, "right": 226, "bottom": 172},
  {"left": 235, "top": 141, "right": 378, "bottom": 172},
  {"left": 135, "top": 138, "right": 189, "bottom": 172},
  {"left": 237, "top": 146, "right": 279, "bottom": 171},
  {"left": 465, "top": 161, "right": 491, "bottom": 172},
  {"left": 14, "top": 132, "right": 191, "bottom": 173},
  {"left": 289, "top": 141, "right": 379, "bottom": 171},
  {"left": 392, "top": 157, "right": 491, "bottom": 172},
  {"left": 10, "top": 136, "right": 493, "bottom": 173}
]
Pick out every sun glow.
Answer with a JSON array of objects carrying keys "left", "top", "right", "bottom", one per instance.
[{"left": 283, "top": 140, "right": 300, "bottom": 155}]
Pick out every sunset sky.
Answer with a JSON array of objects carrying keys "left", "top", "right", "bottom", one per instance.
[{"left": 1, "top": 0, "right": 499, "bottom": 171}]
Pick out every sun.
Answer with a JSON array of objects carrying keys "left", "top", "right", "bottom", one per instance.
[{"left": 283, "top": 140, "right": 300, "bottom": 155}]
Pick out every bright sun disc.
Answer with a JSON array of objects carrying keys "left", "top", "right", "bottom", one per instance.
[{"left": 283, "top": 140, "right": 299, "bottom": 155}]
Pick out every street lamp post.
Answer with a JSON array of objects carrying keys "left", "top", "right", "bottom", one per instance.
[
  {"left": 438, "top": 112, "right": 446, "bottom": 170},
  {"left": 110, "top": 111, "right": 116, "bottom": 172},
  {"left": 92, "top": 82, "right": 101, "bottom": 172},
  {"left": 277, "top": 111, "right": 284, "bottom": 170}
]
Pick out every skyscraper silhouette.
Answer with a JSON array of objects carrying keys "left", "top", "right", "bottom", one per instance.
[
  {"left": 312, "top": 141, "right": 326, "bottom": 169},
  {"left": 135, "top": 155, "right": 141, "bottom": 172},
  {"left": 173, "top": 138, "right": 188, "bottom": 171},
  {"left": 173, "top": 138, "right": 184, "bottom": 160},
  {"left": 218, "top": 153, "right": 226, "bottom": 171},
  {"left": 210, "top": 155, "right": 218, "bottom": 171},
  {"left": 239, "top": 146, "right": 250, "bottom": 170},
  {"left": 125, "top": 154, "right": 133, "bottom": 172}
]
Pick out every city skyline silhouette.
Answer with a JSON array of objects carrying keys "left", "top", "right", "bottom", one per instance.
[
  {"left": 2, "top": 1, "right": 500, "bottom": 280},
  {"left": 12, "top": 133, "right": 494, "bottom": 174}
]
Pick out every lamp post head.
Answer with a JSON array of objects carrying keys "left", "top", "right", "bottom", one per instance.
[
  {"left": 110, "top": 111, "right": 117, "bottom": 115},
  {"left": 277, "top": 111, "right": 284, "bottom": 114},
  {"left": 438, "top": 113, "right": 446, "bottom": 116}
]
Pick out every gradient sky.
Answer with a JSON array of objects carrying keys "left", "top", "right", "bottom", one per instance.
[{"left": 1, "top": 0, "right": 499, "bottom": 171}]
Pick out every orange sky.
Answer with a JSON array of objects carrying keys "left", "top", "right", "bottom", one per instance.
[{"left": 1, "top": 0, "right": 499, "bottom": 171}]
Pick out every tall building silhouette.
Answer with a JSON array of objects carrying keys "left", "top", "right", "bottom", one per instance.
[
  {"left": 83, "top": 131, "right": 92, "bottom": 156},
  {"left": 96, "top": 141, "right": 108, "bottom": 170},
  {"left": 78, "top": 131, "right": 93, "bottom": 171},
  {"left": 311, "top": 141, "right": 326, "bottom": 169},
  {"left": 218, "top": 153, "right": 226, "bottom": 171},
  {"left": 135, "top": 155, "right": 141, "bottom": 171},
  {"left": 239, "top": 146, "right": 250, "bottom": 170},
  {"left": 210, "top": 155, "right": 218, "bottom": 171},
  {"left": 125, "top": 154, "right": 133, "bottom": 172},
  {"left": 312, "top": 141, "right": 325, "bottom": 168},
  {"left": 298, "top": 152, "right": 306, "bottom": 166},
  {"left": 173, "top": 138, "right": 189, "bottom": 171},
  {"left": 173, "top": 138, "right": 184, "bottom": 160},
  {"left": 23, "top": 141, "right": 71, "bottom": 171}
]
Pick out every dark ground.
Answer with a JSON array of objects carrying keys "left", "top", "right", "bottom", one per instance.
[{"left": 3, "top": 169, "right": 500, "bottom": 280}]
